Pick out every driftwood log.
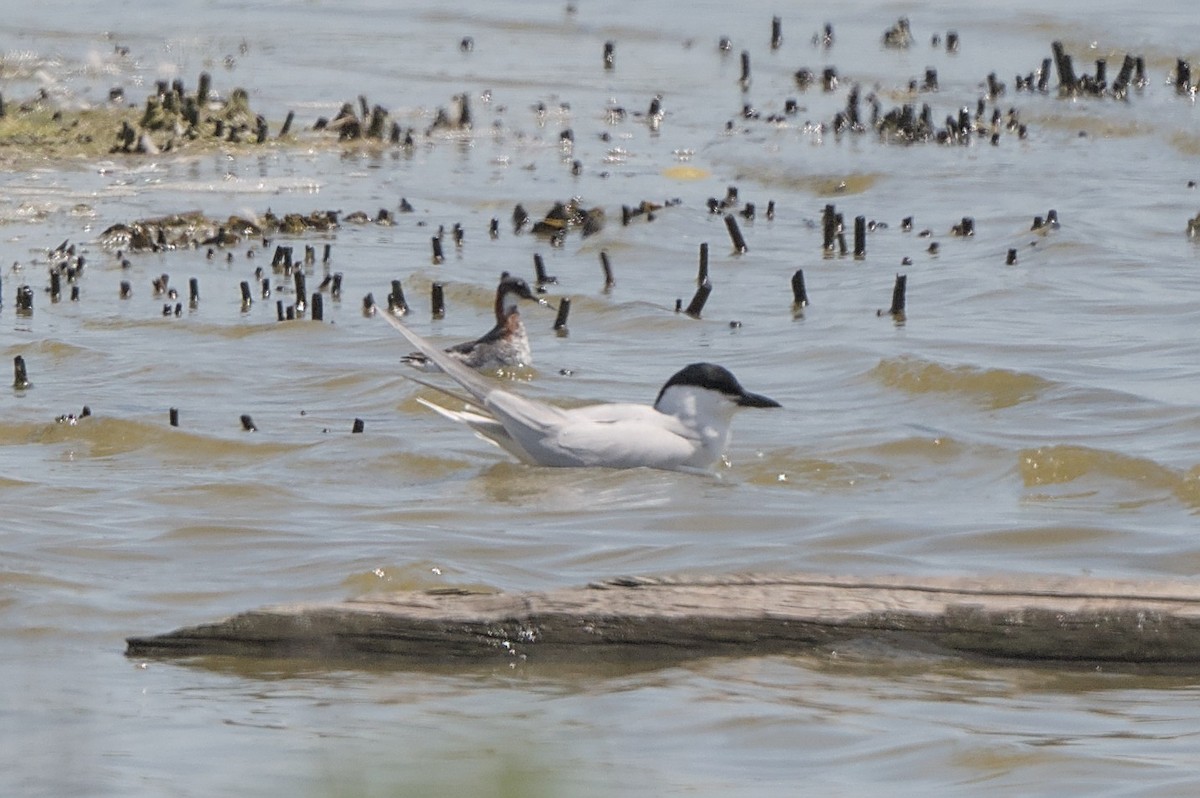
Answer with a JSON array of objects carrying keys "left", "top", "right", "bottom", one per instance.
[{"left": 125, "top": 572, "right": 1200, "bottom": 666}]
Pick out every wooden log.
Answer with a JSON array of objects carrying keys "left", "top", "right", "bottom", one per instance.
[{"left": 124, "top": 572, "right": 1200, "bottom": 666}]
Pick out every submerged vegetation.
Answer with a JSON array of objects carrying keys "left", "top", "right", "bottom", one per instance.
[
  {"left": 0, "top": 104, "right": 138, "bottom": 162},
  {"left": 0, "top": 73, "right": 272, "bottom": 164}
]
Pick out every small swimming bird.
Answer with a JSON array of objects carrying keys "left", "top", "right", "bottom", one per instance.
[
  {"left": 402, "top": 272, "right": 547, "bottom": 372},
  {"left": 382, "top": 313, "right": 781, "bottom": 472}
]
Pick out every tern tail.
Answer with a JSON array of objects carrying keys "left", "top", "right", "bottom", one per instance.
[{"left": 379, "top": 311, "right": 497, "bottom": 405}]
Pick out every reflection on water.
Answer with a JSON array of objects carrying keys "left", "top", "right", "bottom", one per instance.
[
  {"left": 1020, "top": 444, "right": 1200, "bottom": 511},
  {"left": 4, "top": 0, "right": 1200, "bottom": 795},
  {"left": 474, "top": 461, "right": 681, "bottom": 510},
  {"left": 871, "top": 356, "right": 1054, "bottom": 410}
]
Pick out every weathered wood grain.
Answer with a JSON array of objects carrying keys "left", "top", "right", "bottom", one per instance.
[{"left": 125, "top": 573, "right": 1200, "bottom": 665}]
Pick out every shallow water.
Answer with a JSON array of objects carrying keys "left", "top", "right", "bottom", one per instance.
[{"left": 3, "top": 1, "right": 1200, "bottom": 795}]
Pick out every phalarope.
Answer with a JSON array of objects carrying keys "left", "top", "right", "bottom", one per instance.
[
  {"left": 402, "top": 272, "right": 547, "bottom": 372},
  {"left": 382, "top": 314, "right": 781, "bottom": 472}
]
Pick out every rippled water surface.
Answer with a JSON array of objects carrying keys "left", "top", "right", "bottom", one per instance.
[{"left": 3, "top": 0, "right": 1200, "bottom": 795}]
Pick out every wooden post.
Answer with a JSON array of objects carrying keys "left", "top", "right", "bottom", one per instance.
[{"left": 126, "top": 572, "right": 1200, "bottom": 666}]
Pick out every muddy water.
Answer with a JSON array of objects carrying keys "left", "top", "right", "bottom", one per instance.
[{"left": 3, "top": 1, "right": 1200, "bottom": 795}]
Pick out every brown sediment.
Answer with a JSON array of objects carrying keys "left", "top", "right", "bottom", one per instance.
[
  {"left": 97, "top": 210, "right": 349, "bottom": 253},
  {"left": 882, "top": 17, "right": 913, "bottom": 49},
  {"left": 0, "top": 106, "right": 140, "bottom": 165},
  {"left": 1026, "top": 111, "right": 1149, "bottom": 138},
  {"left": 528, "top": 198, "right": 606, "bottom": 242},
  {"left": 871, "top": 356, "right": 1051, "bottom": 410},
  {"left": 0, "top": 74, "right": 475, "bottom": 168},
  {"left": 1169, "top": 132, "right": 1200, "bottom": 158},
  {"left": 730, "top": 170, "right": 881, "bottom": 197}
]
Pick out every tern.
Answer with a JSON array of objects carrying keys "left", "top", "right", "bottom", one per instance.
[
  {"left": 382, "top": 313, "right": 781, "bottom": 472},
  {"left": 402, "top": 272, "right": 547, "bottom": 372}
]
